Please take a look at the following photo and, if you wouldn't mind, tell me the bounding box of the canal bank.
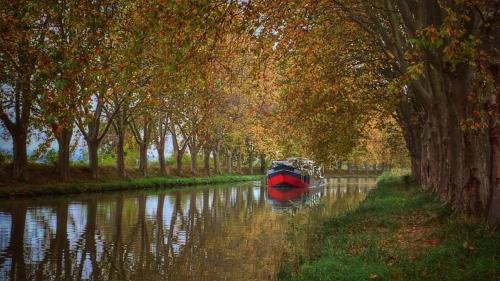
[278,172,500,281]
[0,174,263,198]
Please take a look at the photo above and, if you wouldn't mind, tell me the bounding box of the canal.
[0,177,376,281]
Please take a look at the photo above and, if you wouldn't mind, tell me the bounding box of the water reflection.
[0,177,376,281]
[266,186,324,211]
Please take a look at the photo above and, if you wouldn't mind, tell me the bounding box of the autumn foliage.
[1,0,499,222]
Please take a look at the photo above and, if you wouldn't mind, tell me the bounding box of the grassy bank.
[279,172,500,281]
[0,174,263,198]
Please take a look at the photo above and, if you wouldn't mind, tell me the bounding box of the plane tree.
[0,1,49,179]
[35,0,108,181]
[73,0,127,179]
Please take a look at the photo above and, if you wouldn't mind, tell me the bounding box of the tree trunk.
[158,141,166,176]
[11,129,28,180]
[485,6,500,224]
[116,129,126,178]
[190,150,198,175]
[236,149,242,174]
[130,120,151,177]
[172,148,178,163]
[397,69,497,221]
[113,111,128,178]
[138,143,148,176]
[56,127,72,181]
[226,148,232,174]
[176,151,183,175]
[483,18,500,223]
[171,129,179,162]
[189,143,198,175]
[156,114,168,176]
[213,147,221,175]
[249,149,254,175]
[77,94,114,180]
[204,148,211,176]
[87,140,99,179]
[171,131,183,175]
[489,114,500,224]
[259,153,266,174]
[1,75,32,181]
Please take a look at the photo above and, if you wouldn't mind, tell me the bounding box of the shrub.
[44,149,58,166]
[0,149,12,165]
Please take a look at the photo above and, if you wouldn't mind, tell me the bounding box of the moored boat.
[266,157,323,188]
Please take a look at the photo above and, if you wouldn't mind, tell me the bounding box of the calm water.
[0,177,376,281]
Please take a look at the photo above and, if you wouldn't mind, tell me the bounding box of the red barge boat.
[266,157,323,188]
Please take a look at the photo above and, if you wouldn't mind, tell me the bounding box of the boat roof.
[272,157,315,165]
[287,157,314,163]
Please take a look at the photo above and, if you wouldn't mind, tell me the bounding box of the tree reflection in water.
[0,178,376,281]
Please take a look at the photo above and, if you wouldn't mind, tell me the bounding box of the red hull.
[267,186,308,202]
[267,173,309,188]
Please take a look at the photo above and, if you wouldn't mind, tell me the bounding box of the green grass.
[279,171,500,281]
[0,174,264,198]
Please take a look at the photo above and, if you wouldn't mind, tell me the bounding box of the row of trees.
[5,0,493,223]
[254,0,499,222]
[0,0,279,181]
